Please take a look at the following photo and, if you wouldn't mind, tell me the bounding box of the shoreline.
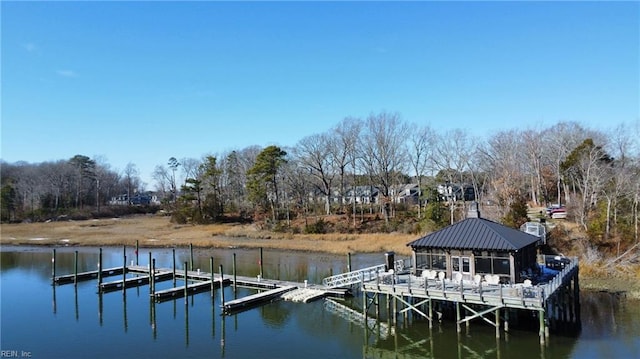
[2,215,638,298]
[0,215,414,256]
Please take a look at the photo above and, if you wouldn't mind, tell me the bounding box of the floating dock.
[54,266,124,285]
[99,270,174,292]
[51,247,350,314]
[223,285,297,313]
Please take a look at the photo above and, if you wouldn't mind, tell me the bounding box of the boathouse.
[408,203,539,284]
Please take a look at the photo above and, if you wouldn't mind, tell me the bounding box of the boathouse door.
[451,256,471,281]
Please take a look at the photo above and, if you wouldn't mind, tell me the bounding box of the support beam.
[460,304,504,327]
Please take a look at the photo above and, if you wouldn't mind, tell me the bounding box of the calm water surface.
[1,246,638,358]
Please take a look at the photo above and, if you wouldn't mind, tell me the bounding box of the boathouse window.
[493,258,510,275]
[430,254,446,270]
[417,252,446,270]
[474,251,510,275]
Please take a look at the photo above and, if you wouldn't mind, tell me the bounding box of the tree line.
[2,113,639,255]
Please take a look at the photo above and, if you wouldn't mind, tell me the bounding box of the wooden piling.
[232,253,237,293]
[184,262,188,304]
[97,248,103,288]
[151,258,156,294]
[51,249,56,285]
[210,257,215,298]
[219,265,225,305]
[135,240,139,265]
[172,248,176,286]
[428,299,433,328]
[495,308,500,338]
[259,248,264,278]
[539,309,546,345]
[122,246,126,292]
[504,309,509,333]
[361,273,366,320]
[347,252,352,272]
[74,250,78,286]
[190,243,194,271]
[456,301,461,333]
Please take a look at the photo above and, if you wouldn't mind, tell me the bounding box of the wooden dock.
[154,278,231,302]
[100,271,174,292]
[53,259,349,312]
[54,266,124,285]
[222,285,297,313]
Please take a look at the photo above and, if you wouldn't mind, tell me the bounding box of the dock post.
[151,258,156,294]
[210,257,214,298]
[347,252,352,272]
[428,299,433,328]
[98,248,103,290]
[184,262,188,304]
[74,250,78,287]
[122,245,127,292]
[135,240,139,265]
[148,252,152,274]
[456,301,461,333]
[495,308,500,338]
[538,309,546,345]
[51,249,56,285]
[259,247,264,278]
[361,273,366,320]
[232,253,237,293]
[172,248,176,286]
[190,243,194,271]
[219,265,225,306]
[504,309,509,333]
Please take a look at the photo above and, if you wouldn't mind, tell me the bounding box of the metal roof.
[407,218,539,251]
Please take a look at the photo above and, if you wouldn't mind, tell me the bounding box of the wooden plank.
[223,285,297,313]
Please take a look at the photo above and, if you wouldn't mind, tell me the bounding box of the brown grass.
[0,215,414,256]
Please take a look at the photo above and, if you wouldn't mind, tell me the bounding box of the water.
[1,246,639,358]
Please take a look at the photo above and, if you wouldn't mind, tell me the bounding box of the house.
[108,192,159,206]
[343,186,379,205]
[407,202,539,284]
[437,183,475,202]
[390,184,420,205]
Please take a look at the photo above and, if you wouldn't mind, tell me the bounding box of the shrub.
[304,218,327,234]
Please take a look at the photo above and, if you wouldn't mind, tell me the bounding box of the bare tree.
[433,129,475,223]
[541,121,591,206]
[293,133,335,215]
[521,128,545,206]
[361,111,409,224]
[476,130,528,219]
[561,138,613,229]
[123,162,140,205]
[152,165,171,202]
[333,117,363,227]
[408,123,436,218]
[180,157,202,185]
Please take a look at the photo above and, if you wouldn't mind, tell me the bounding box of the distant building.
[437,183,475,202]
[109,192,159,206]
[390,184,420,205]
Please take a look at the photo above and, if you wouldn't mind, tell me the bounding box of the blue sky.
[2,1,638,186]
